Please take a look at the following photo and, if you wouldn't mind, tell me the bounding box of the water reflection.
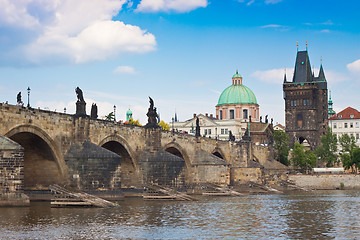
[1,191,360,239]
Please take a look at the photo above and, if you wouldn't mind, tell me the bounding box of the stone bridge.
[0,103,283,195]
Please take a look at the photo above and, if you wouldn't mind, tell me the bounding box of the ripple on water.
[1,191,360,239]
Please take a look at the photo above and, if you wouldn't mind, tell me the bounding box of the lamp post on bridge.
[27,87,31,108]
[113,105,116,122]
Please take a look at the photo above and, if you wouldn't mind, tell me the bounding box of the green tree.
[273,130,290,166]
[315,128,338,167]
[127,118,142,126]
[339,134,360,173]
[104,112,115,121]
[292,143,317,173]
[158,120,170,131]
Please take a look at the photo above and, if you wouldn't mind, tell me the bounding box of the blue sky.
[0,0,359,125]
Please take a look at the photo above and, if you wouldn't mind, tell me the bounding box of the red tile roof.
[329,107,360,120]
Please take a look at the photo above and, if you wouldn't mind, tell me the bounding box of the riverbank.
[288,174,360,190]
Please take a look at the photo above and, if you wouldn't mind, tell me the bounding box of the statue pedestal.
[76,101,87,117]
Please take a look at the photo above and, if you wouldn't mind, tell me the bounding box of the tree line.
[273,129,360,173]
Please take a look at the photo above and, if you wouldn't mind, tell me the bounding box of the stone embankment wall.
[289,174,360,189]
[0,135,29,206]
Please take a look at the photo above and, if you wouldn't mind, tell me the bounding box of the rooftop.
[329,107,360,120]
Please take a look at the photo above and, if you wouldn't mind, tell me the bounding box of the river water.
[1,190,360,239]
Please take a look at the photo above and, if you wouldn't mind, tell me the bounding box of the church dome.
[217,81,258,106]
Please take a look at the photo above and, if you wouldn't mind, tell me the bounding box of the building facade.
[329,107,360,146]
[283,50,328,150]
[171,71,260,140]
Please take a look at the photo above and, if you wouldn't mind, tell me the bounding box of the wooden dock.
[202,183,243,196]
[49,184,117,208]
[144,184,198,201]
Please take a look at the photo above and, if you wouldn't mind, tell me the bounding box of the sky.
[0,0,359,125]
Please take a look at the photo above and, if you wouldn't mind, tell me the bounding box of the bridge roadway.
[0,103,270,192]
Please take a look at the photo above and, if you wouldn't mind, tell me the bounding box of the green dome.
[217,84,258,106]
[232,73,242,78]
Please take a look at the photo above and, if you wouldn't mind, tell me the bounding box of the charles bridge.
[0,99,286,205]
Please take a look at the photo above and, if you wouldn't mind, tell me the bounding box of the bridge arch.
[6,125,66,189]
[98,135,139,188]
[212,148,225,160]
[163,142,192,167]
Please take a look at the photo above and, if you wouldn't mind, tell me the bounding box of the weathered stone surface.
[0,103,287,193]
[65,141,121,191]
[288,174,360,190]
[0,135,29,206]
[138,149,185,188]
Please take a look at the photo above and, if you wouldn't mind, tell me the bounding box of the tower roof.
[293,50,313,83]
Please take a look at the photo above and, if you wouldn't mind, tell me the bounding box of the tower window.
[350,122,353,128]
[345,123,348,128]
[243,109,248,119]
[296,113,303,128]
[230,110,234,119]
[220,110,223,120]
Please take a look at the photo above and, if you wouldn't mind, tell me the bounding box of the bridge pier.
[0,135,29,206]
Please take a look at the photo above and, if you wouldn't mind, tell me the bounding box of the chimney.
[205,113,208,117]
[210,114,213,118]
[193,113,196,118]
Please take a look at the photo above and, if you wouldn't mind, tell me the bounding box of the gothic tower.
[283,49,328,150]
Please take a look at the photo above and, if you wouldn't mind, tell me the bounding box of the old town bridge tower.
[283,49,328,150]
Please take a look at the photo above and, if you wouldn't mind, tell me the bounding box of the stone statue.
[271,118,273,125]
[149,97,154,111]
[195,117,200,137]
[265,115,268,123]
[145,96,159,128]
[75,87,85,102]
[229,130,235,141]
[260,116,262,123]
[249,115,252,122]
[75,87,86,116]
[17,92,22,104]
[90,103,98,119]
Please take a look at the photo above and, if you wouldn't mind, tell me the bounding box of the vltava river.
[1,190,360,239]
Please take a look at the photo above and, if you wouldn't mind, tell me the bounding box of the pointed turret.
[328,90,336,118]
[318,64,326,81]
[292,50,313,83]
[283,72,287,83]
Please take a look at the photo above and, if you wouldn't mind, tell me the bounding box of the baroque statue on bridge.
[145,97,159,128]
[75,87,85,103]
[17,92,22,104]
[90,103,98,119]
[75,87,87,116]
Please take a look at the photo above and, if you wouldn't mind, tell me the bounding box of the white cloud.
[251,67,348,84]
[260,24,282,28]
[251,68,293,84]
[347,59,360,74]
[265,0,282,4]
[320,29,330,33]
[114,65,137,74]
[321,20,334,25]
[136,0,208,12]
[0,0,156,64]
